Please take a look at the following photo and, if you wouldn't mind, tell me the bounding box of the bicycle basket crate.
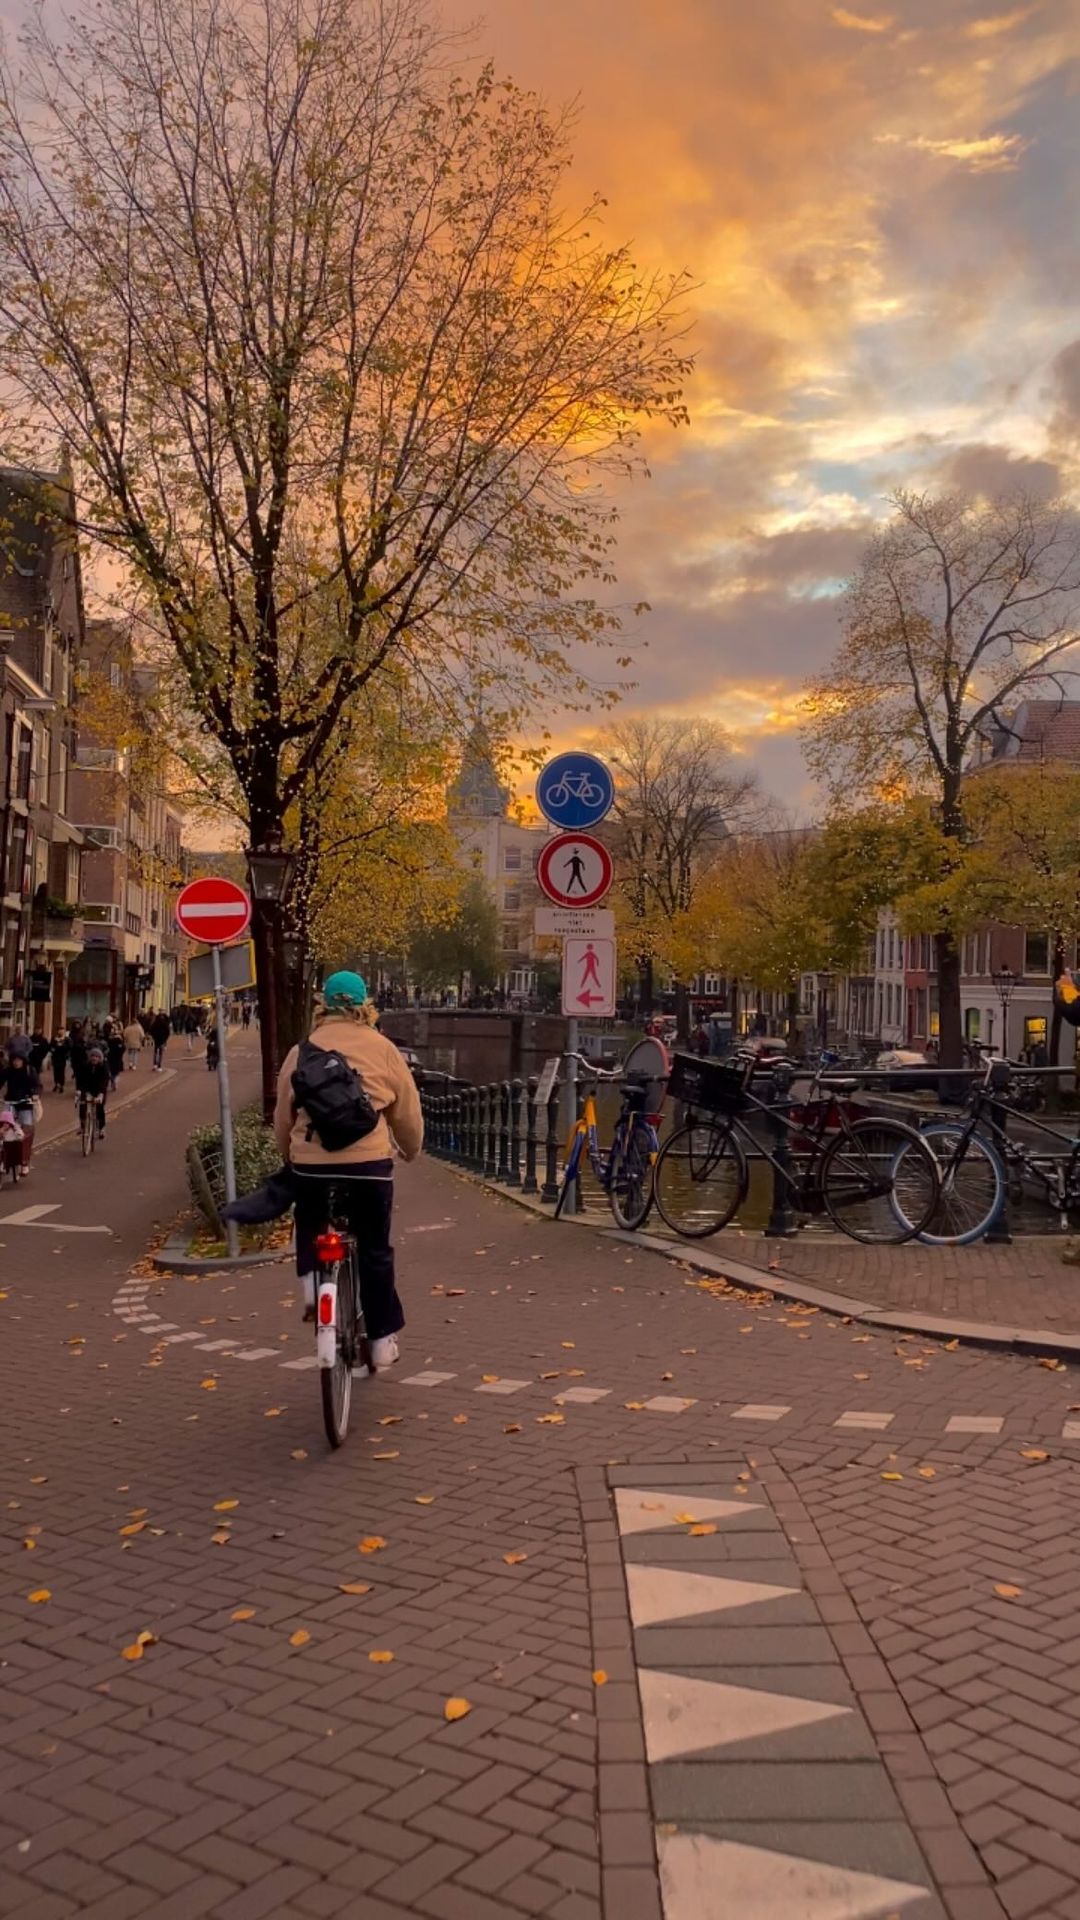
[667,1052,748,1113]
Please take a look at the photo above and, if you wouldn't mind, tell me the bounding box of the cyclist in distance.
[273,971,423,1366]
[74,1042,110,1143]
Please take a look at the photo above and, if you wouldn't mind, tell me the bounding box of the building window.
[1024,1016,1048,1053]
[501,923,519,952]
[703,973,722,996]
[503,886,521,912]
[504,848,522,872]
[965,1007,981,1040]
[1024,931,1050,975]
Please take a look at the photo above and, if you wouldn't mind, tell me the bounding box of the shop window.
[1024,1016,1048,1052]
[965,1007,981,1039]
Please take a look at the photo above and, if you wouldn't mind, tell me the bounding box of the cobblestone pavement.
[3,1091,1080,1920]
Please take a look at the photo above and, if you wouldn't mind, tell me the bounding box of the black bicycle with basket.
[652,1049,941,1245]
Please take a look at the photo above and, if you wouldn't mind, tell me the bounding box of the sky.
[444,0,1080,809]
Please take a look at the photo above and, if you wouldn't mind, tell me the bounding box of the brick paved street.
[4,1073,1080,1919]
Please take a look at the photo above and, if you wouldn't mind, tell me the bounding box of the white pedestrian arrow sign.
[561,936,616,1017]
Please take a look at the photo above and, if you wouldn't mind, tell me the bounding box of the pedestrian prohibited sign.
[536,751,614,831]
[561,937,616,1017]
[536,832,613,910]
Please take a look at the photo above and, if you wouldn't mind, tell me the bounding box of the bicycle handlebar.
[562,1052,623,1080]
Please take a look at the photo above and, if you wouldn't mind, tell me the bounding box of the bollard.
[472,1086,485,1168]
[507,1079,524,1187]
[433,1092,445,1158]
[470,1086,482,1167]
[486,1084,499,1178]
[985,1093,1012,1244]
[449,1087,462,1161]
[542,1081,561,1202]
[523,1076,539,1193]
[497,1081,511,1181]
[764,1065,797,1237]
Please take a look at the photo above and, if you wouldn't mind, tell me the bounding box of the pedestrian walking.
[50,1028,70,1093]
[273,971,422,1361]
[123,1019,144,1071]
[29,1028,50,1076]
[184,1009,201,1052]
[106,1026,125,1090]
[205,1029,219,1072]
[150,1009,171,1071]
[241,1002,252,1030]
[0,1036,42,1177]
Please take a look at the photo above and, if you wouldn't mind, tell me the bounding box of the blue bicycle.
[554,1051,664,1230]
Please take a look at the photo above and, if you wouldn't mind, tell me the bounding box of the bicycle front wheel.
[899,1122,1005,1246]
[81,1104,94,1157]
[608,1122,655,1232]
[320,1253,359,1449]
[654,1120,747,1238]
[820,1118,939,1244]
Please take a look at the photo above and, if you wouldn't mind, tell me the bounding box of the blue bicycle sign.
[536,752,614,830]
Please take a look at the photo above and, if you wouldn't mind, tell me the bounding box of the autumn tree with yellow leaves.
[803,491,1080,1065]
[0,0,691,1098]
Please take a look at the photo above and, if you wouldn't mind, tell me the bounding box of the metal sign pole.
[212,942,240,1258]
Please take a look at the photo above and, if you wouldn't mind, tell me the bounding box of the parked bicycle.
[652,1051,941,1245]
[897,1057,1078,1244]
[555,1052,663,1231]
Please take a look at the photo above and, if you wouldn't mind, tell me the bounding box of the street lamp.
[992,964,1015,1055]
[245,844,297,905]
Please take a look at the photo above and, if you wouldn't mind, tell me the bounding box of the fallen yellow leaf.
[264,1408,283,1419]
[539,1371,560,1381]
[995,1583,1022,1599]
[358,1536,387,1554]
[504,1423,522,1434]
[561,1342,575,1349]
[481,1374,499,1384]
[537,1412,564,1425]
[378,1415,402,1426]
[944,1338,959,1351]
[338,1582,371,1595]
[415,1495,435,1506]
[231,1608,256,1622]
[1021,1449,1050,1462]
[119,1521,145,1537]
[688,1524,717,1537]
[624,1401,645,1411]
[1039,1357,1066,1371]
[503,1552,528,1565]
[29,1476,47,1485]
[881,1472,904,1482]
[916,1466,936,1479]
[592,1670,608,1686]
[452,1414,468,1425]
[368,1649,394,1663]
[213,1500,239,1512]
[128,1508,147,1519]
[200,1379,217,1391]
[211,1530,230,1546]
[372,1450,400,1461]
[444,1697,472,1722]
[289,1629,310,1648]
[27,1589,50,1604]
[291,1449,308,1461]
[661,1372,673,1381]
[674,1512,698,1525]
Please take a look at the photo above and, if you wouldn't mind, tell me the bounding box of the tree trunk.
[251,899,286,1122]
[674,979,690,1045]
[936,929,963,1070]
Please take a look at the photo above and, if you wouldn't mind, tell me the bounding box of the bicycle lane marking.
[0,1203,112,1234]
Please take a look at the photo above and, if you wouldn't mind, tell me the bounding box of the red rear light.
[314,1230,346,1264]
[318,1289,335,1326]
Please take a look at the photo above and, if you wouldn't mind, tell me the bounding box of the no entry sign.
[175,876,252,945]
[536,832,613,910]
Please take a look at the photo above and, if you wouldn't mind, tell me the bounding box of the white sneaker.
[370,1335,399,1370]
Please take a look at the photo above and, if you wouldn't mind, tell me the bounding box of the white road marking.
[945,1415,1003,1434]
[615,1490,761,1536]
[555,1387,611,1406]
[834,1410,894,1430]
[642,1395,697,1414]
[657,1832,933,1920]
[474,1378,531,1395]
[641,1671,850,1765]
[627,1565,797,1629]
[0,1203,111,1233]
[402,1371,457,1387]
[732,1404,791,1421]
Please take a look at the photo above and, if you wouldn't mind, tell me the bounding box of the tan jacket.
[274,1016,424,1167]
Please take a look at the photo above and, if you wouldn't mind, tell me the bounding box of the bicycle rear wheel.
[653,1120,747,1238]
[898,1122,1005,1246]
[321,1249,359,1449]
[608,1121,655,1232]
[820,1118,939,1244]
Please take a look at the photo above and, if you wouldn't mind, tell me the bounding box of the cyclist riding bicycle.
[74,1042,110,1141]
[273,971,423,1367]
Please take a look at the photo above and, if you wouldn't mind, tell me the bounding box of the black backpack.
[292,1039,380,1152]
